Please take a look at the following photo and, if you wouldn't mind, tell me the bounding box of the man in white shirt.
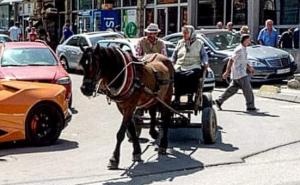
[8,22,21,41]
[215,34,257,112]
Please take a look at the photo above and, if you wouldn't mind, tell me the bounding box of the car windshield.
[89,34,124,46]
[1,48,57,66]
[203,32,241,50]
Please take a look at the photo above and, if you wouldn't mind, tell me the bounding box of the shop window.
[260,0,276,25]
[113,0,122,7]
[147,0,154,4]
[157,0,177,4]
[280,0,299,25]
[168,7,178,34]
[72,0,77,10]
[123,0,137,6]
[232,0,247,25]
[197,0,224,26]
[55,0,65,12]
[180,7,188,27]
[79,0,93,10]
[145,9,154,27]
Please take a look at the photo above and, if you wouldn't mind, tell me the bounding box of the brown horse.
[79,44,174,169]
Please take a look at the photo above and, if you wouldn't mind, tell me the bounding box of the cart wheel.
[202,93,213,108]
[202,107,217,144]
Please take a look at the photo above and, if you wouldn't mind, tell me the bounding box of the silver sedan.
[56,31,124,71]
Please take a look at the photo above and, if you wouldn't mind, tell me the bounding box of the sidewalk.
[256,85,300,103]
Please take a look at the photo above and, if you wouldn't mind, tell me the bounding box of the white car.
[0,34,11,42]
[56,31,124,71]
[97,38,215,92]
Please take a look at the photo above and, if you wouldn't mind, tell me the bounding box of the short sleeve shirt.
[257,27,278,47]
[8,26,21,41]
[231,44,248,80]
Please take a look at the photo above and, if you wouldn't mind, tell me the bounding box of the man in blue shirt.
[257,19,278,47]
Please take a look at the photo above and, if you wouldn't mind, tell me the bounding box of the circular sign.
[125,22,137,38]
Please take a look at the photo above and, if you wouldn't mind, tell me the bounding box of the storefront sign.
[100,10,120,31]
[123,9,137,38]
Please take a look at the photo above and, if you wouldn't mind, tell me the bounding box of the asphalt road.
[1,74,300,185]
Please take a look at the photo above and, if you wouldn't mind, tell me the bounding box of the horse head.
[79,44,103,97]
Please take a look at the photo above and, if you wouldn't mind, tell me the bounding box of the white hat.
[144,23,161,33]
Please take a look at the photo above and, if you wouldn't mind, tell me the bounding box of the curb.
[256,85,300,103]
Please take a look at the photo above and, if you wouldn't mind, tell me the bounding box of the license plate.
[277,68,290,74]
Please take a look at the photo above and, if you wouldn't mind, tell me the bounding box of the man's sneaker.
[246,107,259,112]
[214,100,222,110]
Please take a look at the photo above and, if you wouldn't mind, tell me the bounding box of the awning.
[0,0,23,4]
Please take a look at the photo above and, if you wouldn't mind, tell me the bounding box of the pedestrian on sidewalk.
[215,34,258,112]
[59,20,73,44]
[279,28,294,49]
[257,19,278,47]
[8,22,22,42]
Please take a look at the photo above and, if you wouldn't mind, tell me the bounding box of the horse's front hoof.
[149,129,159,140]
[132,153,142,162]
[158,147,167,155]
[107,159,119,170]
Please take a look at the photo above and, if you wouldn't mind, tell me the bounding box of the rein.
[94,48,143,98]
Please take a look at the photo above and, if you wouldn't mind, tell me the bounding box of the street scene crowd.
[1,3,300,183]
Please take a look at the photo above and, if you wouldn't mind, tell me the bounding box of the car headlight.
[289,54,295,62]
[248,59,267,67]
[57,77,71,85]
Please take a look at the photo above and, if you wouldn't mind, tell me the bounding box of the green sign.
[125,22,137,38]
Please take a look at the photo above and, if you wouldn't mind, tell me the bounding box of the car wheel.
[61,57,70,71]
[26,103,64,146]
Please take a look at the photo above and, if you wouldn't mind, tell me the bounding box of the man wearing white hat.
[136,23,167,57]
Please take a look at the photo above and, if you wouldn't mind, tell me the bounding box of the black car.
[163,30,297,83]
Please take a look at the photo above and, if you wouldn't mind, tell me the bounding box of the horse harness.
[97,49,173,106]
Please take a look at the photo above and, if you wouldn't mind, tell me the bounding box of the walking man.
[8,22,22,42]
[257,19,278,47]
[215,34,257,112]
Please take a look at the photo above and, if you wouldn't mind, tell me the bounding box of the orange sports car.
[0,80,71,146]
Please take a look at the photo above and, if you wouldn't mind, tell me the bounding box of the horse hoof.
[149,130,159,140]
[132,153,142,162]
[158,147,167,155]
[107,159,119,170]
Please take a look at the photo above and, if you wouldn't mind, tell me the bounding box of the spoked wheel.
[26,103,64,146]
[202,107,217,144]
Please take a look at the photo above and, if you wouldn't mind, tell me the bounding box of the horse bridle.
[82,49,104,97]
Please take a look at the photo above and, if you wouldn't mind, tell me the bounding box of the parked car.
[0,41,72,106]
[163,30,297,83]
[56,31,125,71]
[0,80,71,145]
[0,34,11,42]
[97,38,215,91]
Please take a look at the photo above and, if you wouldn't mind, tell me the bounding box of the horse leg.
[149,106,159,140]
[107,122,127,170]
[127,118,142,162]
[158,107,171,155]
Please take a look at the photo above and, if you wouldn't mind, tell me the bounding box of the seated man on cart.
[172,25,209,105]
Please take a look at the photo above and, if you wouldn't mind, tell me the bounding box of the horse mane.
[96,46,125,90]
